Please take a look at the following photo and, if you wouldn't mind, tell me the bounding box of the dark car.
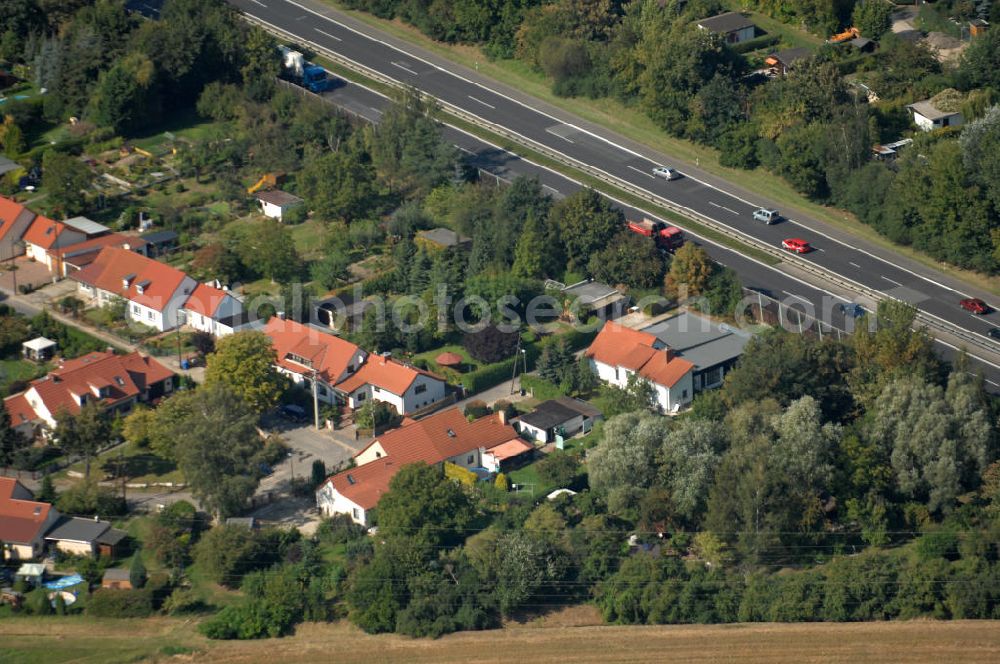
[988,328,1000,341]
[837,303,866,318]
[280,403,307,421]
[960,298,989,315]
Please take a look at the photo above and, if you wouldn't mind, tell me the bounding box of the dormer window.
[122,273,136,288]
[347,474,356,485]
[136,280,151,294]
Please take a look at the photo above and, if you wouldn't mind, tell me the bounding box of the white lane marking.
[627,165,656,179]
[988,379,1000,388]
[708,201,722,208]
[253,5,1000,372]
[315,28,342,41]
[933,337,1000,372]
[391,61,419,76]
[277,0,974,302]
[782,291,811,303]
[546,128,574,144]
[542,185,560,194]
[467,95,495,109]
[814,247,825,253]
[848,261,861,268]
[457,146,473,155]
[721,206,739,215]
[881,275,903,287]
[249,0,267,6]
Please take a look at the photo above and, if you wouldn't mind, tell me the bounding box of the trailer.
[279,46,333,93]
[627,218,684,252]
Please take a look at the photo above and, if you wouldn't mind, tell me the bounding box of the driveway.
[0,257,56,293]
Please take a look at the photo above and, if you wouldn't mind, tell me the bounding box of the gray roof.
[772,47,812,67]
[416,228,471,248]
[697,12,754,34]
[102,568,130,582]
[62,216,110,236]
[518,397,602,430]
[225,517,258,529]
[44,516,111,543]
[256,189,303,207]
[641,312,752,372]
[140,230,178,245]
[562,280,627,308]
[0,155,19,177]
[22,337,57,352]
[907,100,960,121]
[97,528,127,546]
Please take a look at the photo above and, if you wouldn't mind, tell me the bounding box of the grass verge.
[316,1,1000,294]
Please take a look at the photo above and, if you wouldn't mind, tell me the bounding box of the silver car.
[753,208,780,224]
[652,166,681,180]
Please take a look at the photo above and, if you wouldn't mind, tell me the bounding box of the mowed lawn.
[2,616,1000,663]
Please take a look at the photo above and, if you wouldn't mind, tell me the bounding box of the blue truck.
[280,46,333,93]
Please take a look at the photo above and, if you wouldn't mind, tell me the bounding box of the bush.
[87,588,154,618]
[460,357,517,393]
[162,588,207,615]
[316,514,367,545]
[463,399,490,419]
[57,481,127,517]
[536,451,584,490]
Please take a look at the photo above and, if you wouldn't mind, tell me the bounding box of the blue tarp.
[43,574,83,590]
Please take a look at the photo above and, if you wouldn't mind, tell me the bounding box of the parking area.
[259,414,363,488]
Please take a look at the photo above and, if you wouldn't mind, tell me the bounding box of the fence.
[738,287,857,343]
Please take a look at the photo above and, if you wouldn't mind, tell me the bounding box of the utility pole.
[312,368,320,430]
[509,335,522,395]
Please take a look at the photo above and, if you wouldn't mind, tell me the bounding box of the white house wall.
[516,421,548,443]
[355,441,387,466]
[316,482,368,525]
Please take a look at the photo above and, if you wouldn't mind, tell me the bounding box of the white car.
[652,166,681,180]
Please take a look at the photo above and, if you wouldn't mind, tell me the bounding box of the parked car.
[652,166,681,180]
[280,403,307,420]
[753,208,780,224]
[960,298,990,315]
[781,238,812,254]
[987,328,1000,340]
[837,302,866,318]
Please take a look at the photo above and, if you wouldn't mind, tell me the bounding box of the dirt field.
[3,613,1000,664]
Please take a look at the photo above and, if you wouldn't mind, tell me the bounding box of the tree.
[853,0,893,39]
[237,220,302,283]
[191,243,243,284]
[205,331,288,414]
[866,373,992,513]
[551,189,624,273]
[958,22,1000,91]
[959,105,1000,211]
[588,411,670,510]
[298,145,377,222]
[53,402,111,477]
[310,250,351,290]
[601,372,656,417]
[511,211,550,279]
[121,406,157,449]
[149,385,264,519]
[42,150,91,216]
[190,330,216,356]
[0,403,27,470]
[655,419,725,524]
[194,524,267,589]
[462,324,520,364]
[377,463,473,549]
[536,451,584,490]
[129,551,148,589]
[664,242,713,300]
[88,53,159,134]
[36,473,57,503]
[588,232,665,289]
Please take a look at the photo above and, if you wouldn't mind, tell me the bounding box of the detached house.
[335,354,447,415]
[263,317,368,405]
[71,246,197,332]
[585,321,695,413]
[696,12,756,44]
[23,217,87,270]
[6,350,174,430]
[49,233,148,278]
[907,99,964,132]
[181,283,244,336]
[0,478,60,561]
[317,408,526,525]
[0,196,36,260]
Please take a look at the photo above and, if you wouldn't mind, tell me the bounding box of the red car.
[960,298,989,315]
[781,238,811,254]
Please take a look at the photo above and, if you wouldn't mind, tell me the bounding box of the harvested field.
[2,615,1000,664]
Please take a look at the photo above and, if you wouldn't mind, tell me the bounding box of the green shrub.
[87,588,154,618]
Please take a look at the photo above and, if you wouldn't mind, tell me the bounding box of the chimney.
[497,409,507,425]
[663,348,675,362]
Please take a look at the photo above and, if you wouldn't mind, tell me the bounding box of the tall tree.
[42,150,91,217]
[52,402,111,477]
[205,331,288,415]
[551,189,624,273]
[664,242,713,300]
[0,405,27,471]
[377,463,473,549]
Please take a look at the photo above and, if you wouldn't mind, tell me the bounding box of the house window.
[352,508,360,520]
[319,385,327,396]
[356,393,366,402]
[147,310,154,320]
[132,305,140,315]
[682,389,688,399]
[414,384,427,394]
[466,455,474,465]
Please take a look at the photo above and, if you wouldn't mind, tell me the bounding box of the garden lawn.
[0,357,48,392]
[413,344,481,375]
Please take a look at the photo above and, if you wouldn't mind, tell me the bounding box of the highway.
[228,0,1000,388]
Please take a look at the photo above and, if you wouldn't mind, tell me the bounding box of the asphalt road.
[227,0,1000,388]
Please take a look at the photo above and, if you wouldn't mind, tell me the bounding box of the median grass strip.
[315,1,1000,295]
[314,56,780,266]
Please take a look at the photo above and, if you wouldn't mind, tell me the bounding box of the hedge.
[731,33,782,55]
[460,356,517,393]
[520,375,565,401]
[87,588,154,618]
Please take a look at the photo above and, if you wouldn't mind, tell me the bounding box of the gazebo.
[435,351,464,370]
[22,337,57,363]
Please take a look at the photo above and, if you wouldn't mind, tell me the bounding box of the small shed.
[415,228,472,251]
[16,563,45,587]
[970,19,989,38]
[101,568,133,590]
[255,189,304,222]
[225,517,259,530]
[22,337,57,362]
[560,280,629,321]
[696,12,756,44]
[514,397,603,445]
[140,230,179,258]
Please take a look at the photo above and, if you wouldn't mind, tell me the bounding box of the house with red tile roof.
[317,408,523,525]
[181,282,244,336]
[23,217,89,270]
[0,195,36,260]
[584,320,695,413]
[0,477,60,561]
[335,354,447,415]
[8,350,174,430]
[263,317,368,405]
[3,392,41,439]
[49,233,149,278]
[71,246,197,332]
